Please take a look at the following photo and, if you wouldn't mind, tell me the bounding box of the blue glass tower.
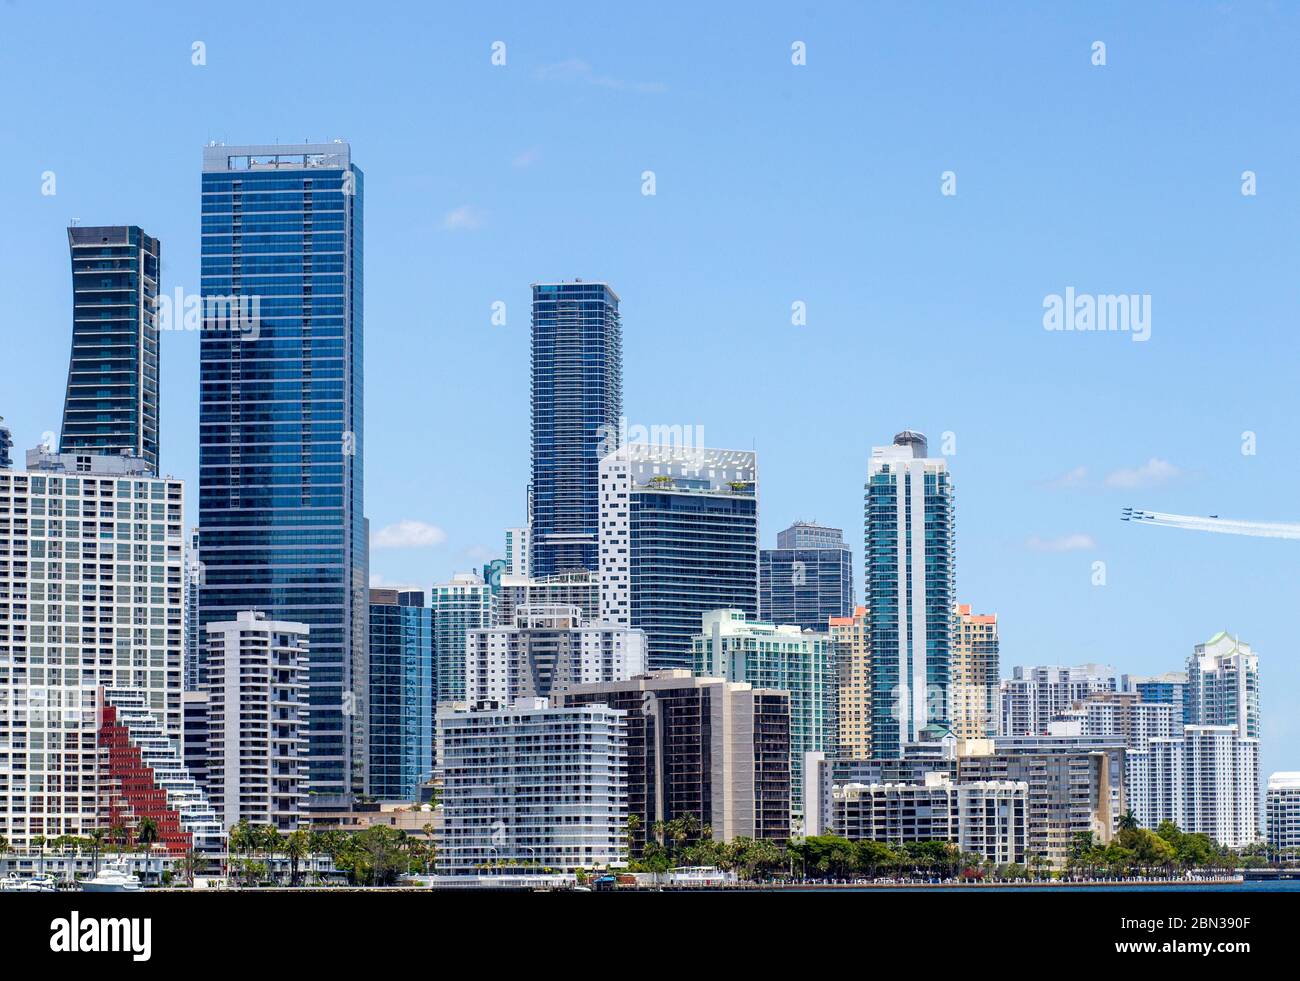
[530,282,622,576]
[198,142,366,809]
[368,589,433,800]
[62,225,161,472]
[864,431,954,758]
[759,522,854,631]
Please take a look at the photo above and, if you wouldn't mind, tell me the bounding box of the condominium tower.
[368,588,434,801]
[61,225,161,472]
[759,521,854,631]
[198,142,366,809]
[600,444,759,670]
[951,604,999,739]
[864,431,954,756]
[530,281,622,576]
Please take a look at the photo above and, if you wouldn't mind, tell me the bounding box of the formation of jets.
[1121,508,1300,540]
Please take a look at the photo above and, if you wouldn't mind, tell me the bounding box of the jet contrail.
[1122,508,1300,540]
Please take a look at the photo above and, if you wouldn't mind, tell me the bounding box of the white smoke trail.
[1122,508,1300,540]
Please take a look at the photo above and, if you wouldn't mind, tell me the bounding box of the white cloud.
[372,520,448,549]
[513,147,541,169]
[442,205,484,231]
[1026,533,1097,553]
[534,58,666,94]
[1042,465,1089,490]
[1104,458,1181,489]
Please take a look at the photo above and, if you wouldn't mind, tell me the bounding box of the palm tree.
[136,818,160,886]
[0,835,8,859]
[88,828,106,876]
[1118,808,1140,832]
[285,829,310,887]
[32,835,46,876]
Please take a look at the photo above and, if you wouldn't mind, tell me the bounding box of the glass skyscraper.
[198,142,366,809]
[368,588,434,801]
[530,281,622,576]
[61,225,161,472]
[759,521,854,631]
[864,431,954,758]
[431,572,495,705]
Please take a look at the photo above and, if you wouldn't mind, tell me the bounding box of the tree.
[286,829,310,887]
[136,818,160,885]
[1118,809,1140,832]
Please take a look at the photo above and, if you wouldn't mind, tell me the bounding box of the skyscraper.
[431,572,495,705]
[504,526,530,577]
[694,609,837,825]
[1000,664,1121,737]
[61,225,161,472]
[530,281,622,576]
[368,588,434,801]
[864,431,954,757]
[831,605,872,758]
[600,444,759,670]
[951,604,999,739]
[0,417,13,468]
[1186,632,1260,738]
[759,521,854,631]
[198,142,366,810]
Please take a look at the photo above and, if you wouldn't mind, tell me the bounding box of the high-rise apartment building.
[436,700,628,874]
[497,569,599,625]
[431,572,495,705]
[61,225,161,472]
[759,521,854,631]
[831,605,871,758]
[203,611,310,831]
[951,604,998,740]
[183,526,201,691]
[1186,632,1260,738]
[1000,664,1121,737]
[1124,672,1189,724]
[0,417,13,469]
[1132,725,1259,849]
[368,588,434,801]
[558,671,792,849]
[959,736,1126,867]
[1266,772,1300,858]
[0,449,185,848]
[864,431,954,756]
[530,281,622,576]
[198,142,366,809]
[504,526,530,577]
[466,604,645,706]
[599,445,758,670]
[693,609,837,822]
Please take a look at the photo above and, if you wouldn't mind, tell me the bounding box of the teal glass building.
[368,589,433,801]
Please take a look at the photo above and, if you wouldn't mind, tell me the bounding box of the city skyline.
[2,2,1298,792]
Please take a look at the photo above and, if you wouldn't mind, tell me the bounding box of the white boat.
[81,861,142,893]
[0,872,59,892]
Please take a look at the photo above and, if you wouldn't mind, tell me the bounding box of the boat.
[81,861,142,893]
[0,872,59,892]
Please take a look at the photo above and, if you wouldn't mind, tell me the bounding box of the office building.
[1131,725,1259,848]
[831,605,872,758]
[1000,664,1121,737]
[600,444,758,670]
[951,604,999,740]
[558,671,791,848]
[804,748,965,835]
[530,281,622,576]
[436,700,627,874]
[203,611,309,831]
[759,521,853,631]
[864,431,954,757]
[693,609,836,820]
[1186,632,1260,738]
[61,225,161,472]
[368,588,434,801]
[467,604,645,706]
[199,142,366,810]
[0,449,184,848]
[1266,772,1300,858]
[431,573,495,705]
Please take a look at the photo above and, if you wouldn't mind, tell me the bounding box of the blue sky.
[2,2,1298,772]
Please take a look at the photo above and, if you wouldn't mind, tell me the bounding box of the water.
[788,879,1300,892]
